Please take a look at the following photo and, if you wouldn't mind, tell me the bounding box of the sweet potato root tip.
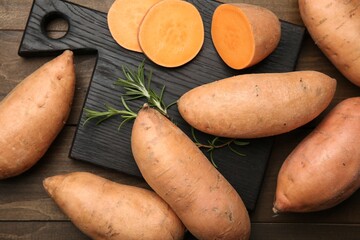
[274,97,360,212]
[211,3,281,70]
[107,0,162,52]
[138,0,204,67]
[0,51,75,179]
[43,175,65,197]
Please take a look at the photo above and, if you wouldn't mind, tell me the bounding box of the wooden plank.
[0,222,89,240]
[0,222,359,240]
[0,0,33,30]
[250,223,360,240]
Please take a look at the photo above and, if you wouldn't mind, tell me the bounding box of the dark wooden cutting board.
[18,0,304,215]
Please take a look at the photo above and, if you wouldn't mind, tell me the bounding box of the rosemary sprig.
[83,96,137,130]
[83,62,175,129]
[191,127,249,168]
[115,62,173,117]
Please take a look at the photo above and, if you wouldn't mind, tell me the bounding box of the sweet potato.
[43,172,185,240]
[131,105,250,240]
[0,50,75,179]
[211,3,281,70]
[299,0,360,87]
[273,97,360,213]
[107,0,163,52]
[138,0,204,67]
[178,71,336,138]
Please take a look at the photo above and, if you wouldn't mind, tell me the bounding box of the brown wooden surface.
[0,0,359,239]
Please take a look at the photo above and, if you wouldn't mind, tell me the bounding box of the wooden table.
[1,0,359,239]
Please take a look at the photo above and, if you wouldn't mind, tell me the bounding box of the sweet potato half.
[211,3,281,70]
[299,0,360,87]
[0,50,75,179]
[44,172,185,240]
[131,106,250,240]
[178,71,336,138]
[273,97,360,213]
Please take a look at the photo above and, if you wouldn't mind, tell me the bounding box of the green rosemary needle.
[83,96,137,130]
[115,62,172,117]
[191,127,249,168]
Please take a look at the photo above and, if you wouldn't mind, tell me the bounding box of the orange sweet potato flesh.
[178,71,336,138]
[131,106,250,240]
[211,3,281,70]
[138,0,204,67]
[273,97,360,213]
[0,51,75,179]
[299,0,360,87]
[107,0,163,52]
[43,172,185,240]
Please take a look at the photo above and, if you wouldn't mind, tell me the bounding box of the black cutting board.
[19,0,304,214]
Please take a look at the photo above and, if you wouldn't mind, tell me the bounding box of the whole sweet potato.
[299,0,360,87]
[43,172,185,240]
[0,50,75,179]
[178,71,336,138]
[273,97,360,213]
[131,106,250,240]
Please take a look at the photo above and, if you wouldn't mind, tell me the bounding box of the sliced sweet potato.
[107,0,163,52]
[138,0,204,67]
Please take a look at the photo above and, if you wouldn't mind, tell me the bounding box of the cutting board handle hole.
[41,12,69,40]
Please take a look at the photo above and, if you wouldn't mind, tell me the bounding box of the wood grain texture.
[0,222,359,240]
[1,0,360,239]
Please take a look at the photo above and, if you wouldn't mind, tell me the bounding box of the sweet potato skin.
[299,0,360,87]
[273,97,360,213]
[178,71,336,138]
[131,106,250,240]
[0,50,75,179]
[43,172,185,240]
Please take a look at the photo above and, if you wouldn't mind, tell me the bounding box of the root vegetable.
[138,0,204,67]
[273,97,360,213]
[43,172,185,240]
[299,0,360,87]
[107,0,163,52]
[0,50,75,179]
[131,105,250,240]
[211,3,281,70]
[178,71,336,138]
